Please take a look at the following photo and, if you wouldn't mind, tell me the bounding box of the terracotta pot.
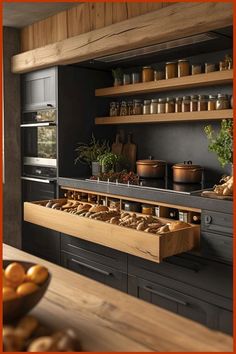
[172,161,203,183]
[136,157,166,179]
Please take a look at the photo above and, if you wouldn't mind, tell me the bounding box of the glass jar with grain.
[157,98,166,114]
[165,61,178,79]
[142,66,154,82]
[190,95,198,112]
[182,96,191,112]
[150,99,158,114]
[123,73,131,85]
[143,100,151,115]
[208,95,217,111]
[120,101,128,116]
[175,97,182,112]
[127,101,134,115]
[133,99,143,115]
[154,70,165,81]
[205,63,216,73]
[216,94,230,110]
[131,72,140,84]
[191,63,202,75]
[165,97,175,113]
[198,95,208,111]
[110,102,117,117]
[178,59,190,77]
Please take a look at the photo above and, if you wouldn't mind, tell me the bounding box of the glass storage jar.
[178,59,190,77]
[216,94,230,110]
[123,73,131,85]
[116,102,120,116]
[182,96,191,112]
[120,101,128,116]
[157,98,166,114]
[165,97,175,113]
[205,63,216,73]
[154,70,165,81]
[191,63,202,75]
[150,99,158,114]
[127,101,134,115]
[143,100,151,115]
[198,95,208,111]
[131,72,140,84]
[142,66,154,82]
[165,61,178,79]
[133,99,143,115]
[208,95,217,110]
[175,97,182,112]
[190,95,198,112]
[110,102,117,117]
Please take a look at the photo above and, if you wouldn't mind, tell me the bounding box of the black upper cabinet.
[22,67,57,111]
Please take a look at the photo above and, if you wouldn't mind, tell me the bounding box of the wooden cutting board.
[111,133,123,155]
[122,134,137,172]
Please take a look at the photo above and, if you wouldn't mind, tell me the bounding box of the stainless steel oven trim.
[24,157,57,167]
[21,122,56,127]
[21,176,56,184]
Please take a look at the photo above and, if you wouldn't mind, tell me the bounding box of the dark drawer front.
[61,251,127,292]
[128,275,232,335]
[201,210,233,236]
[128,254,232,300]
[201,231,232,263]
[61,234,127,272]
[22,223,60,264]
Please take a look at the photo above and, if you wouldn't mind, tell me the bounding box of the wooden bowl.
[3,260,51,324]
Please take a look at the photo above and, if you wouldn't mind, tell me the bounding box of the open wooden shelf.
[95,109,233,125]
[95,70,233,97]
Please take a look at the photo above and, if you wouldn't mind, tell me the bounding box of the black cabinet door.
[61,251,127,292]
[22,67,57,111]
[22,179,56,202]
[201,210,233,236]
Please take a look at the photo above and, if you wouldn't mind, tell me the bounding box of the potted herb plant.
[98,152,128,173]
[75,135,110,176]
[204,119,233,171]
[112,68,123,87]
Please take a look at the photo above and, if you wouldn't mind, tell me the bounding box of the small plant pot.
[91,161,101,176]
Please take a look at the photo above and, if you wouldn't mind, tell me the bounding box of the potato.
[5,262,25,287]
[27,265,49,285]
[16,282,39,296]
[3,287,18,302]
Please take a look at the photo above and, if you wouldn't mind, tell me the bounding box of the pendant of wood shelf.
[95,70,233,97]
[95,109,233,125]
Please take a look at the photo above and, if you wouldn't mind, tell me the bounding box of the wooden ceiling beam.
[12,2,232,74]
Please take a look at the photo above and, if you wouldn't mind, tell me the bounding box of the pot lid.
[173,161,203,169]
[137,159,166,165]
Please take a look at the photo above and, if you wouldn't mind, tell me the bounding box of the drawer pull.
[71,258,111,276]
[144,286,188,306]
[204,215,212,224]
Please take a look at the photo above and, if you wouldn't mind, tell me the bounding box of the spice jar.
[142,66,154,82]
[178,59,190,77]
[120,101,128,116]
[182,96,191,112]
[191,63,202,75]
[142,204,154,215]
[190,95,198,112]
[133,99,142,115]
[127,101,134,115]
[165,97,175,113]
[198,95,208,111]
[143,100,151,115]
[205,63,216,73]
[154,206,160,217]
[216,94,229,110]
[179,210,189,223]
[154,70,165,81]
[116,102,120,116]
[165,61,178,79]
[131,72,140,84]
[208,95,217,111]
[123,73,131,85]
[110,102,117,117]
[157,98,166,114]
[175,97,182,112]
[150,99,158,114]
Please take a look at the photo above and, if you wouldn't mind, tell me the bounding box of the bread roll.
[89,205,109,213]
[77,203,91,211]
[169,221,191,232]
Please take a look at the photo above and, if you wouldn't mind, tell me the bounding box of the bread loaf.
[169,221,191,232]
[89,205,109,213]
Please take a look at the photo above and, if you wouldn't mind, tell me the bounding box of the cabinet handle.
[143,286,188,306]
[204,215,212,224]
[21,122,55,127]
[21,176,55,184]
[71,258,111,276]
[47,104,53,107]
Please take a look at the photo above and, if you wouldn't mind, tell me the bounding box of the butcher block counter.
[3,244,233,352]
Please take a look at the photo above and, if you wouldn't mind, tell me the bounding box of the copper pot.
[136,157,166,179]
[172,161,203,183]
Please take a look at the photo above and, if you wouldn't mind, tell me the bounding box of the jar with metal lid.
[116,102,120,116]
[178,59,190,77]
[120,101,128,116]
[216,94,229,110]
[143,100,151,115]
[142,66,154,82]
[205,63,216,73]
[157,98,166,114]
[198,95,208,111]
[182,96,191,112]
[150,99,158,114]
[191,63,202,75]
[175,97,182,113]
[179,210,189,223]
[165,61,178,79]
[131,72,140,84]
[190,95,198,112]
[109,102,117,117]
[208,95,217,111]
[142,204,154,215]
[123,73,131,85]
[133,99,142,115]
[154,70,165,81]
[165,97,175,113]
[127,101,134,115]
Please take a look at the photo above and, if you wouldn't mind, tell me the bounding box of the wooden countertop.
[3,244,233,352]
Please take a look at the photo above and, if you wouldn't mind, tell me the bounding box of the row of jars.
[109,94,231,116]
[118,55,232,85]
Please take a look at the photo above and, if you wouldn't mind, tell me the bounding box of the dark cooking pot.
[136,157,166,179]
[172,161,203,183]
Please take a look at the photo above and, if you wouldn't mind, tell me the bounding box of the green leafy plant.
[204,119,233,167]
[74,135,110,166]
[98,152,128,173]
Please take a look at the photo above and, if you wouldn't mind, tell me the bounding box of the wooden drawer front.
[128,254,232,301]
[24,200,200,263]
[201,210,233,236]
[128,275,232,334]
[201,231,232,264]
[61,251,127,292]
[61,234,127,272]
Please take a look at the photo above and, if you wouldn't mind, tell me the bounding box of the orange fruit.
[16,282,39,296]
[5,262,25,287]
[27,265,48,285]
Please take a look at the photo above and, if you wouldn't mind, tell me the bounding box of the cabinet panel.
[22,179,56,202]
[61,251,127,292]
[201,231,232,264]
[201,210,233,236]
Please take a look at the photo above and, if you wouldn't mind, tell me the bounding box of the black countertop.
[58,177,233,214]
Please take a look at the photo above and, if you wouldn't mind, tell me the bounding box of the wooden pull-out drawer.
[24,199,200,263]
